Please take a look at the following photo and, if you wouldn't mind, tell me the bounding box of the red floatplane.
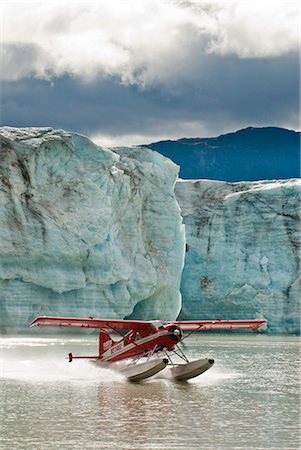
[30,316,266,382]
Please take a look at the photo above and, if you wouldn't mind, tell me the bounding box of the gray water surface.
[1,334,300,450]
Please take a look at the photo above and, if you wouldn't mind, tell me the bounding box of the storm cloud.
[1,1,299,144]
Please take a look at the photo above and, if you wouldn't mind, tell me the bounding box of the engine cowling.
[167,325,182,342]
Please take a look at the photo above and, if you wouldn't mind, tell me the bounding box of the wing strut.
[178,324,204,344]
[106,325,149,355]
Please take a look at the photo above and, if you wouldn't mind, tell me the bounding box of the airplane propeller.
[167,325,182,342]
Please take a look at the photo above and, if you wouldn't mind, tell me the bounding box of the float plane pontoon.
[30,317,266,382]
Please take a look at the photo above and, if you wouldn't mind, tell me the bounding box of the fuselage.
[101,324,182,362]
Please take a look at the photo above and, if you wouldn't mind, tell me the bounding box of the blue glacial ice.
[175,179,300,333]
[0,127,185,332]
[0,127,299,334]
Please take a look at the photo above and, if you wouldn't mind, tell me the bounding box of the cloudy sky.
[1,1,300,146]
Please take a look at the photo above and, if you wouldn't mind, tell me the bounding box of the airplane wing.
[30,316,267,333]
[169,319,267,331]
[30,316,156,333]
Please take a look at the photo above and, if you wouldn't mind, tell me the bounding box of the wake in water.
[151,362,241,385]
[0,336,123,383]
[0,336,241,385]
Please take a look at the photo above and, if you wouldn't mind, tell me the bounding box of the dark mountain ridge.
[145,127,300,181]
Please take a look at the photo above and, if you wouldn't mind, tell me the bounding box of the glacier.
[175,179,301,333]
[0,127,185,333]
[0,127,300,335]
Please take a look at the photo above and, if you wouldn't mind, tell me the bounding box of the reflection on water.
[0,334,300,449]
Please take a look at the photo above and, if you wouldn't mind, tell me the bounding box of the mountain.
[145,127,300,181]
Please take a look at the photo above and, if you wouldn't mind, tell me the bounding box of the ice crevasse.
[0,127,185,332]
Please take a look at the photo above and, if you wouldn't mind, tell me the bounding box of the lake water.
[0,334,300,450]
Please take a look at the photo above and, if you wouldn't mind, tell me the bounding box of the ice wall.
[0,127,185,333]
[175,179,300,333]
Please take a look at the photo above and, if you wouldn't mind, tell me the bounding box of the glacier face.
[0,127,185,332]
[1,127,299,335]
[175,179,301,333]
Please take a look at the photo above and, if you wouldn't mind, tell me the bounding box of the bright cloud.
[1,1,299,84]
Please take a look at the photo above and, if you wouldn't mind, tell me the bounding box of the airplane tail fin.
[99,329,116,356]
